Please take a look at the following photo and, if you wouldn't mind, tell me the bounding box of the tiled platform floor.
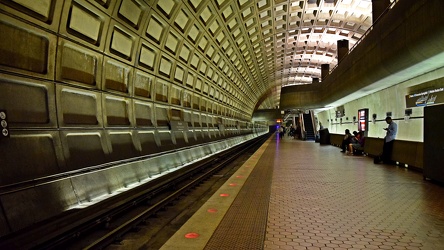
[163,134,444,249]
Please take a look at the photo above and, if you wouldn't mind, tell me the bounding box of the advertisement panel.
[358,108,369,133]
[405,87,444,108]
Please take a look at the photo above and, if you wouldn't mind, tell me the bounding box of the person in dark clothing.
[278,126,284,139]
[340,129,352,153]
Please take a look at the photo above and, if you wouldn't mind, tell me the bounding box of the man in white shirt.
[379,116,397,163]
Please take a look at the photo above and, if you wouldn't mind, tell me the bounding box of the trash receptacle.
[319,128,330,145]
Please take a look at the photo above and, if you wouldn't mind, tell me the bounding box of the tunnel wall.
[316,69,444,143]
[0,0,268,236]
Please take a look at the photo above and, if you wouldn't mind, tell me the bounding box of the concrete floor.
[162,134,444,249]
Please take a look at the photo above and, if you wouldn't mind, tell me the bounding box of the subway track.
[19,134,270,250]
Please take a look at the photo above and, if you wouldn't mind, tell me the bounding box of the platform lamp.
[372,114,377,124]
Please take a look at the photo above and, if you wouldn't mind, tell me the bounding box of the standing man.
[377,117,397,163]
[278,126,284,139]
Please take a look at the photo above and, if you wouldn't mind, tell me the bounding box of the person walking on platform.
[278,126,284,139]
[375,117,397,164]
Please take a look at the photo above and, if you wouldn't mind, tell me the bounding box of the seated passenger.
[348,131,365,155]
[341,129,352,153]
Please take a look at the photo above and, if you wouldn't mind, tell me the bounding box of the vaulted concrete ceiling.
[181,0,382,114]
[199,0,377,112]
[246,0,375,110]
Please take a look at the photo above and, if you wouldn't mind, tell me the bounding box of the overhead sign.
[405,87,444,108]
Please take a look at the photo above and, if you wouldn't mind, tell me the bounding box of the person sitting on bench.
[348,131,365,155]
[340,129,352,153]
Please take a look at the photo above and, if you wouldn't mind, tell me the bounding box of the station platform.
[161,134,444,249]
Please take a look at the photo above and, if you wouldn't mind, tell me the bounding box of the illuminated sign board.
[358,108,368,132]
[405,87,444,108]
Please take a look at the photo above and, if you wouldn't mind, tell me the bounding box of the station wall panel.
[200,97,206,111]
[56,85,103,127]
[137,39,159,72]
[0,0,63,32]
[0,14,56,79]
[170,85,182,106]
[60,130,108,171]
[134,100,153,126]
[192,94,200,110]
[155,78,169,103]
[105,20,138,64]
[103,57,133,95]
[157,130,175,151]
[158,55,174,80]
[200,113,208,127]
[138,130,160,155]
[107,130,140,161]
[172,130,187,147]
[86,0,117,15]
[59,0,110,51]
[183,110,192,127]
[144,11,167,46]
[154,104,169,127]
[0,74,56,128]
[133,69,153,99]
[113,0,149,34]
[103,94,132,126]
[174,63,185,84]
[155,0,178,21]
[185,130,197,144]
[193,128,205,142]
[192,111,201,128]
[183,90,192,108]
[180,42,192,67]
[0,131,62,185]
[56,38,103,89]
[164,28,181,56]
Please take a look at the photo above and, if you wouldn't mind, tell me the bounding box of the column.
[321,64,329,80]
[312,78,319,84]
[337,39,349,63]
[372,0,391,23]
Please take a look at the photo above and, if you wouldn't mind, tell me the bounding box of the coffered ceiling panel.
[181,0,377,110]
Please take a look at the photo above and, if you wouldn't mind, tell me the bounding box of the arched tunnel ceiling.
[252,0,374,110]
[197,0,375,111]
[0,0,380,117]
